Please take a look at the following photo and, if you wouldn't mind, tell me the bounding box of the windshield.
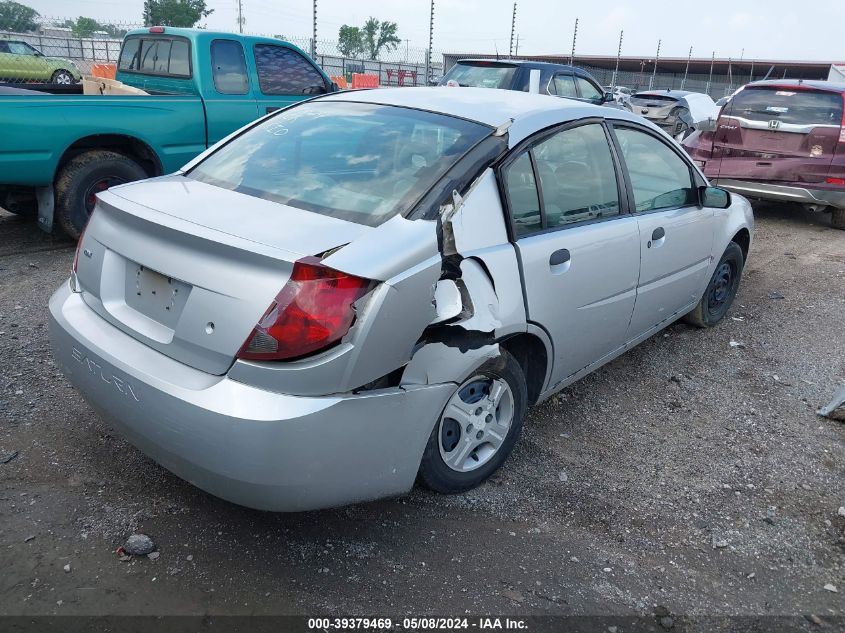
[188,101,490,226]
[727,87,843,126]
[441,63,517,88]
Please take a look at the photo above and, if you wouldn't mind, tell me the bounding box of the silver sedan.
[49,88,754,511]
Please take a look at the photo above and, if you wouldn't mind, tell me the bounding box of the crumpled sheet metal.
[817,385,845,421]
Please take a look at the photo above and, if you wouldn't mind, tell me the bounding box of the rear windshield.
[441,63,517,89]
[188,101,490,226]
[118,36,191,77]
[630,94,678,104]
[727,87,843,125]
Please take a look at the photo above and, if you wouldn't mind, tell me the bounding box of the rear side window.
[119,36,191,78]
[550,74,577,98]
[615,126,696,212]
[504,153,542,235]
[728,87,844,126]
[254,44,326,95]
[211,39,249,95]
[441,63,517,89]
[575,77,602,101]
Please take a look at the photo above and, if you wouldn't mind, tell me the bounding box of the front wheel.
[683,242,744,328]
[55,150,147,239]
[418,351,527,494]
[51,69,76,85]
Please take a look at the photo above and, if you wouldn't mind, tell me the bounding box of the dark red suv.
[683,80,845,229]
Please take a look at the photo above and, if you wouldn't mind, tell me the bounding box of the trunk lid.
[74,176,371,375]
[712,85,844,183]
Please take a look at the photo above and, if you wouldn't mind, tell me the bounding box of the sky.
[22,0,845,61]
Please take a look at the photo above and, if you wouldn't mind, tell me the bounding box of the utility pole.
[509,3,517,58]
[311,0,317,58]
[569,17,578,66]
[426,0,434,85]
[680,45,692,90]
[237,0,244,33]
[514,34,519,57]
[649,39,660,89]
[705,50,714,96]
[611,30,623,89]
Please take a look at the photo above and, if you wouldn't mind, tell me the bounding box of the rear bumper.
[48,282,453,512]
[714,179,845,210]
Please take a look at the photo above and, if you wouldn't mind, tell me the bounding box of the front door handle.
[549,248,571,273]
[648,227,666,249]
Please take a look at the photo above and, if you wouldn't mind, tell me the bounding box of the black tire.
[55,150,147,239]
[831,208,845,231]
[683,241,744,328]
[418,350,527,494]
[51,69,76,85]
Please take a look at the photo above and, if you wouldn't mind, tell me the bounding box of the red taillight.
[148,26,165,33]
[826,177,845,185]
[236,258,373,361]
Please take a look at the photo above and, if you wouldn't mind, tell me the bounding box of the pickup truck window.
[211,39,249,95]
[254,44,326,95]
[119,36,191,78]
[188,101,490,226]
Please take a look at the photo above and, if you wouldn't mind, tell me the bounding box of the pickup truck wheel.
[831,208,845,231]
[55,150,147,239]
[418,350,527,494]
[51,70,75,85]
[683,242,744,328]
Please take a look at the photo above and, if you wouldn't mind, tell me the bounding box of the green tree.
[143,0,213,28]
[64,16,101,38]
[0,0,39,32]
[337,24,363,58]
[361,17,400,60]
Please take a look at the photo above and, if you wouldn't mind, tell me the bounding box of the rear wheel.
[418,351,527,494]
[684,242,744,328]
[55,150,147,239]
[51,69,76,85]
[831,208,845,231]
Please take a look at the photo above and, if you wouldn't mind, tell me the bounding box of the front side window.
[576,77,602,101]
[211,39,249,95]
[533,124,620,227]
[7,41,36,55]
[550,74,577,98]
[254,44,325,95]
[188,101,490,226]
[615,126,697,212]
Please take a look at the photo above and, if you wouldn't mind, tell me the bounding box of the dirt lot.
[1,203,843,626]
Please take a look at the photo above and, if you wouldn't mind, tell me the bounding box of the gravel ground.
[1,203,843,626]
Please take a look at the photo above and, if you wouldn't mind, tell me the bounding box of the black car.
[439,59,614,106]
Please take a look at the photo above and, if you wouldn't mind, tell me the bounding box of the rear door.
[249,43,330,117]
[611,123,715,336]
[714,85,843,183]
[204,38,259,144]
[502,121,640,384]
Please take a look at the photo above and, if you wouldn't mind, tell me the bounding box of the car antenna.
[494,42,499,60]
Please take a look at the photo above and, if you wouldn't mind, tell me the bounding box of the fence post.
[425,48,430,86]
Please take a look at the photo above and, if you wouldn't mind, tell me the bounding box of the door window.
[7,42,36,55]
[575,76,602,102]
[254,44,326,95]
[550,74,577,97]
[533,123,620,227]
[503,153,542,235]
[211,39,249,95]
[614,127,697,212]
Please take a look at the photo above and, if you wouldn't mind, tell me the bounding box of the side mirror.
[700,186,731,209]
[602,91,615,103]
[330,81,340,92]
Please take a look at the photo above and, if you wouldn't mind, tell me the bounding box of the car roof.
[123,26,301,49]
[744,79,845,93]
[455,58,588,74]
[319,87,650,146]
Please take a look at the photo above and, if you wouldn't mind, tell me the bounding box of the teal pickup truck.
[0,27,335,238]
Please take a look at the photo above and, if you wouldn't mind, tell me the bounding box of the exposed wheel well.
[56,135,162,181]
[500,333,548,405]
[731,228,751,262]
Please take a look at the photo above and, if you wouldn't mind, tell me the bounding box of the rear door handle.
[549,248,571,273]
[648,227,666,249]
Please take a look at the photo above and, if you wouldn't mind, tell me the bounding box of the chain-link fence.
[0,17,442,88]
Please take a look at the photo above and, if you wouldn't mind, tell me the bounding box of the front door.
[502,121,640,384]
[611,124,715,336]
[248,42,330,118]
